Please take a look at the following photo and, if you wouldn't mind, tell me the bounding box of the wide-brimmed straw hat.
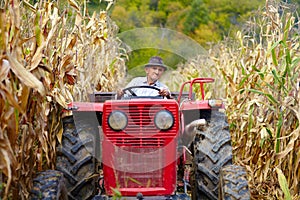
[145,56,167,70]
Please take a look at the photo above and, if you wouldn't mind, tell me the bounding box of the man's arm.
[116,77,142,98]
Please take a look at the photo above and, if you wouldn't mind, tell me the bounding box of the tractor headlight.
[154,110,174,130]
[108,111,127,131]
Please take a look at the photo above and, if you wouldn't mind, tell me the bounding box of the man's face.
[145,66,165,84]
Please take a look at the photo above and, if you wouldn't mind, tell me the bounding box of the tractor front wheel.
[192,111,233,200]
[219,165,250,200]
[31,170,68,200]
[56,114,100,199]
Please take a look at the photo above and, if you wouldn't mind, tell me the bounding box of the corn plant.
[169,1,299,199]
[209,1,299,199]
[0,0,126,199]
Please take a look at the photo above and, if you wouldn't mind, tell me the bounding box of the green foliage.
[108,0,267,74]
[126,49,185,78]
[183,0,209,33]
[193,22,221,44]
[111,0,266,41]
[286,0,300,12]
[206,0,264,35]
[88,0,110,10]
[164,2,188,30]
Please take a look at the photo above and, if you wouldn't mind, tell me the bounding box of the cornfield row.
[218,1,299,198]
[0,0,299,199]
[170,1,299,199]
[0,0,126,199]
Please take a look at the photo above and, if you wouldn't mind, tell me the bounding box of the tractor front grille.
[103,100,178,147]
[102,100,179,196]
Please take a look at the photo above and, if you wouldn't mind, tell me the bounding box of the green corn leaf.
[110,187,122,198]
[291,57,300,66]
[248,89,279,104]
[248,88,264,95]
[241,63,246,75]
[265,93,278,105]
[263,81,275,91]
[271,48,278,66]
[270,41,281,66]
[285,49,292,66]
[269,40,281,51]
[275,168,292,200]
[266,128,273,139]
[272,70,281,85]
[283,17,291,43]
[239,74,251,88]
[251,65,260,72]
[275,112,283,153]
[252,65,264,79]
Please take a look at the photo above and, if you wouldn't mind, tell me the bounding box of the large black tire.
[192,111,233,200]
[31,170,68,200]
[56,113,100,200]
[219,165,250,200]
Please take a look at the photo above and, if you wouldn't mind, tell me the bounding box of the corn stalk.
[210,1,299,199]
[169,1,299,199]
[0,0,126,199]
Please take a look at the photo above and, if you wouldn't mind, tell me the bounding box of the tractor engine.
[102,99,179,197]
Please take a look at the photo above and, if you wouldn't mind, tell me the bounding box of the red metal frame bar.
[178,78,214,102]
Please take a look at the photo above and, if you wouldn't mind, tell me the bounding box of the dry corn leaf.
[7,53,45,95]
[0,149,12,197]
[67,34,77,49]
[28,45,44,71]
[74,13,82,31]
[86,12,96,30]
[0,83,24,114]
[68,0,80,13]
[56,127,64,144]
[275,127,299,160]
[52,89,67,108]
[45,7,61,46]
[0,59,10,82]
[11,0,20,28]
[22,0,36,12]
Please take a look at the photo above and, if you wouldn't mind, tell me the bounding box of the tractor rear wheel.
[192,111,233,200]
[31,170,68,200]
[219,165,250,200]
[56,114,100,200]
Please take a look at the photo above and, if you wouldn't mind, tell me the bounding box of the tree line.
[88,0,300,74]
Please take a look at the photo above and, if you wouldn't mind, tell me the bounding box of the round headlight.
[108,111,127,131]
[154,110,174,130]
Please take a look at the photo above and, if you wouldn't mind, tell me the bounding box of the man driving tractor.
[117,56,171,98]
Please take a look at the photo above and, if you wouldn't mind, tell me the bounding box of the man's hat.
[145,56,167,70]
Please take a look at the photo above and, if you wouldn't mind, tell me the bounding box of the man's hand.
[159,88,171,98]
[117,89,124,98]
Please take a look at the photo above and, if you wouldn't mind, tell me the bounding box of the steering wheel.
[122,85,163,98]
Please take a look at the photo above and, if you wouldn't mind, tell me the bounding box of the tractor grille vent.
[115,147,164,188]
[104,102,178,147]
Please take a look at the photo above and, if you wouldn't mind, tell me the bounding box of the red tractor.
[31,78,250,200]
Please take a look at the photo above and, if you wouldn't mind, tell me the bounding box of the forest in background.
[110,0,264,43]
[110,0,265,73]
[103,0,300,76]
[0,0,299,199]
